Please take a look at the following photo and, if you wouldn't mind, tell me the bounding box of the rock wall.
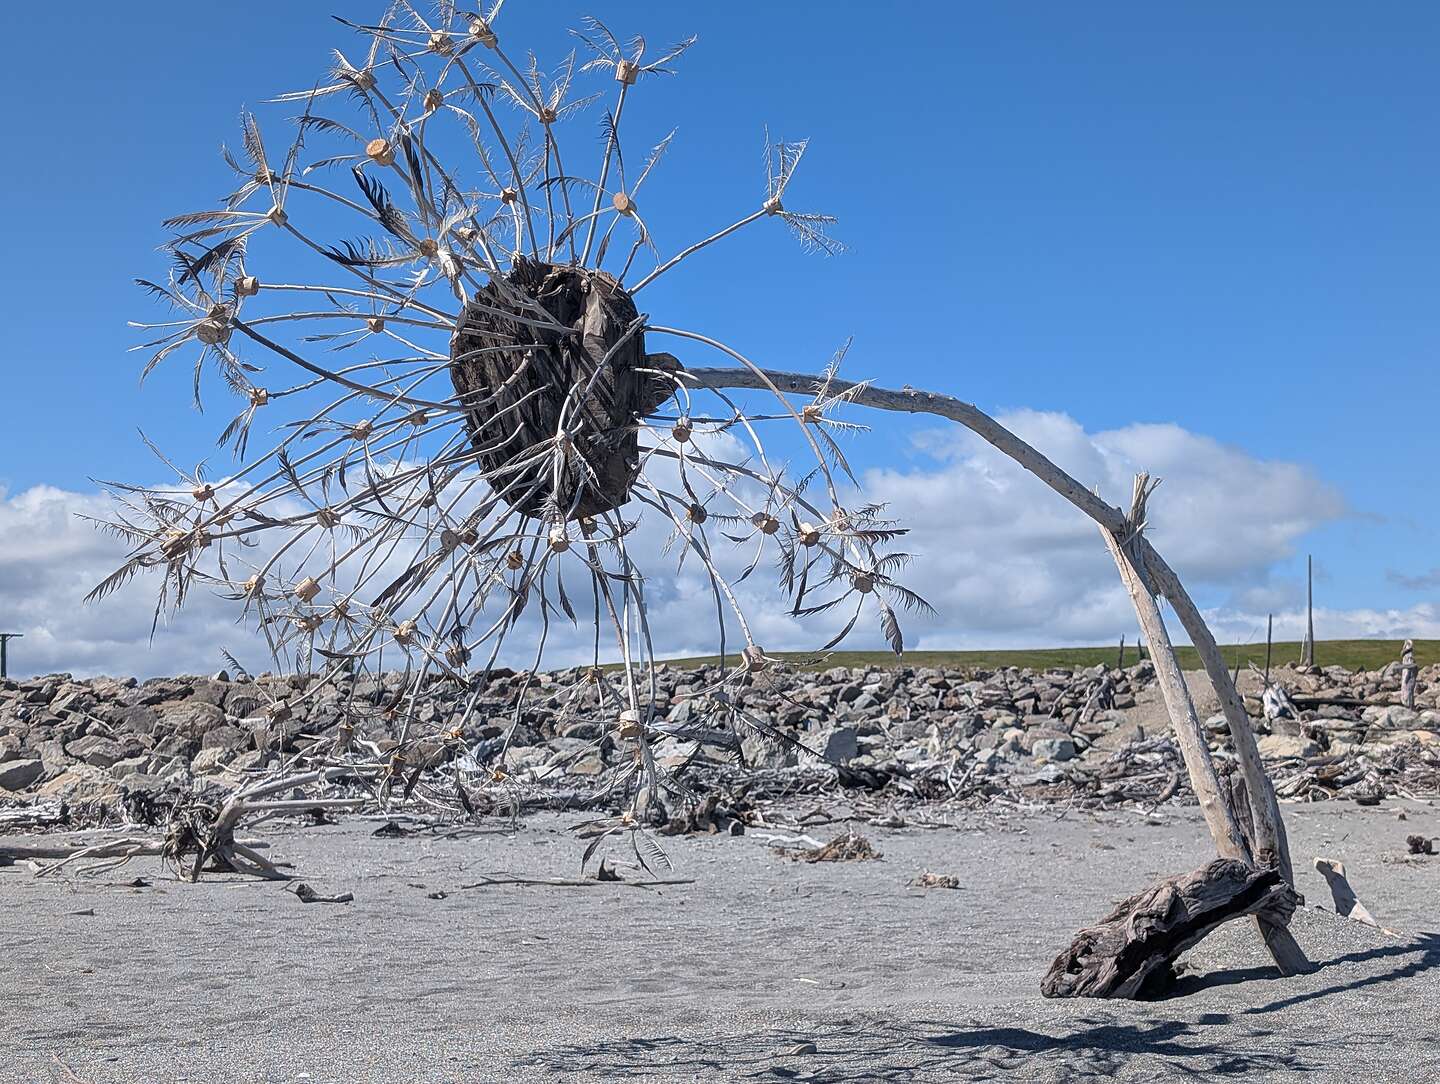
[1,660,1435,813]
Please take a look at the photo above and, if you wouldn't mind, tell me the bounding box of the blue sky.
[0,2,1436,673]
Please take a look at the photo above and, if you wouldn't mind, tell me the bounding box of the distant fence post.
[0,633,21,680]
[1300,556,1315,667]
[1400,639,1417,710]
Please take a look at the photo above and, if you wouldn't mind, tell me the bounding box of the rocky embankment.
[1,658,1436,818]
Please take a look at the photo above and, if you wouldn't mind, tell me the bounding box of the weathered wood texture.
[452,261,675,519]
[1041,858,1298,999]
[1401,639,1417,710]
[1101,522,1247,860]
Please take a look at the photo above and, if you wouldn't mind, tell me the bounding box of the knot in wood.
[468,20,498,47]
[365,138,395,166]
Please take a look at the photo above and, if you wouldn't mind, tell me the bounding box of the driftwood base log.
[1041,859,1298,999]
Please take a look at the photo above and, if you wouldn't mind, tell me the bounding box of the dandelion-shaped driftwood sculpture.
[95,1,916,876]
[95,1,1310,985]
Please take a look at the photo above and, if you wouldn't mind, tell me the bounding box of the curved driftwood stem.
[1138,548,1293,883]
[680,360,1311,975]
[1102,483,1310,976]
[1100,508,1248,861]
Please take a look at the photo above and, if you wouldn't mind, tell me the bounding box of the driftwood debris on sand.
[1041,858,1298,999]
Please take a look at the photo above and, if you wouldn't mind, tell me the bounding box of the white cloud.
[0,410,1426,679]
[0,485,262,679]
[860,409,1354,650]
[1206,604,1440,645]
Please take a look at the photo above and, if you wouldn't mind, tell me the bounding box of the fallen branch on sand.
[909,870,962,890]
[0,799,67,832]
[3,837,269,879]
[10,765,383,883]
[459,873,695,890]
[797,827,881,863]
[49,1055,92,1084]
[1041,858,1298,998]
[290,882,354,905]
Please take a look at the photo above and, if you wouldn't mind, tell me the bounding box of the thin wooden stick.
[1302,554,1315,667]
[1100,518,1248,861]
[1138,551,1294,881]
[460,874,695,889]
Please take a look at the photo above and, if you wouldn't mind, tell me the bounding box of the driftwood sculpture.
[94,1,1309,984]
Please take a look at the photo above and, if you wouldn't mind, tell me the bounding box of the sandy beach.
[3,798,1436,1083]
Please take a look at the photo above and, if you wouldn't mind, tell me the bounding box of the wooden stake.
[1302,554,1315,667]
[1314,858,1384,929]
[1400,639,1417,710]
[0,632,22,680]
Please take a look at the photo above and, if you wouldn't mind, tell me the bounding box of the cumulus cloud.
[861,410,1349,649]
[1204,604,1440,645]
[0,485,263,679]
[0,409,1420,680]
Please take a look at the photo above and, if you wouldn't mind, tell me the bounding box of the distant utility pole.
[0,633,21,680]
[1300,555,1315,667]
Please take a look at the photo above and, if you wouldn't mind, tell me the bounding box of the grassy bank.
[648,640,1438,673]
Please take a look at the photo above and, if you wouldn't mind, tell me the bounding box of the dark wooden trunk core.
[450,258,677,519]
[1041,858,1298,999]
